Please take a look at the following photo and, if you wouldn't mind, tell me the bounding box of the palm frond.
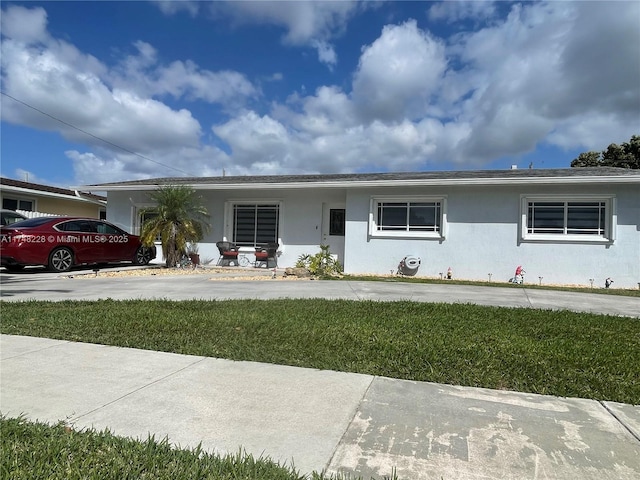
[140,185,211,267]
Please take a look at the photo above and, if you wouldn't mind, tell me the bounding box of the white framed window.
[369,196,447,239]
[521,195,616,243]
[225,201,281,248]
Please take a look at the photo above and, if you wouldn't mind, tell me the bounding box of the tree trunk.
[166,225,179,268]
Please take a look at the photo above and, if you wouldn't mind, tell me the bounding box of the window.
[522,196,615,242]
[329,209,345,236]
[370,196,446,239]
[2,197,34,211]
[56,220,97,233]
[232,203,280,247]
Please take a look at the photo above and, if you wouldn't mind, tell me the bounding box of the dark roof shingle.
[1,177,106,202]
[85,167,640,188]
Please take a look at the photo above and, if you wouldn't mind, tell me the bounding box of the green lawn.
[1,415,386,480]
[2,299,638,404]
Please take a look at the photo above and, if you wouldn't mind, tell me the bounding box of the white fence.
[16,209,62,219]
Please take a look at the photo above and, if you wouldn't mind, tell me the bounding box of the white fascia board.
[86,175,640,192]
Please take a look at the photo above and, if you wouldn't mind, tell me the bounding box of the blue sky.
[1,1,639,188]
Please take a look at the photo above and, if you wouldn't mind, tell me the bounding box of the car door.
[95,221,135,262]
[55,220,103,264]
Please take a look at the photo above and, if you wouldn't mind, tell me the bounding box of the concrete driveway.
[1,265,639,317]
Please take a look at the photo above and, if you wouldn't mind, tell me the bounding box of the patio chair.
[254,243,278,268]
[216,241,239,266]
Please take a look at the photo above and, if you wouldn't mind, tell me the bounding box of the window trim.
[2,196,36,212]
[369,196,447,239]
[520,194,616,244]
[224,200,283,250]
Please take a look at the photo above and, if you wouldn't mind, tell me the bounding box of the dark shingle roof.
[85,167,640,189]
[1,177,106,202]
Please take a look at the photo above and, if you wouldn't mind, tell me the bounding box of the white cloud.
[1,5,258,182]
[352,20,447,122]
[2,2,639,185]
[110,41,259,106]
[311,40,337,68]
[428,0,497,23]
[0,5,49,44]
[153,61,259,104]
[67,144,230,185]
[210,1,357,45]
[212,110,293,173]
[442,1,640,160]
[274,86,356,136]
[152,0,199,17]
[1,30,203,154]
[214,2,638,174]
[205,1,361,68]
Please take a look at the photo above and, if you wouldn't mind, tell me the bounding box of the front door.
[321,203,345,267]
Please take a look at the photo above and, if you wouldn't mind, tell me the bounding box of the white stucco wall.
[106,182,639,288]
[106,188,347,268]
[344,184,640,289]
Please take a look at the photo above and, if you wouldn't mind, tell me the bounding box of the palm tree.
[140,185,210,268]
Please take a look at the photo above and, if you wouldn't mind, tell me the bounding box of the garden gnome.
[514,265,525,284]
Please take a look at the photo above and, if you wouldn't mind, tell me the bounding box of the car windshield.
[2,217,53,229]
[1,213,27,225]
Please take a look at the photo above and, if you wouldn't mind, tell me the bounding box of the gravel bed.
[73,265,308,281]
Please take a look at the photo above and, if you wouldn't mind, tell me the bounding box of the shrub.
[295,245,343,277]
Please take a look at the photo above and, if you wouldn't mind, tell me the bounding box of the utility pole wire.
[1,91,194,177]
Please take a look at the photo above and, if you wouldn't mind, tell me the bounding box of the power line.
[1,91,194,177]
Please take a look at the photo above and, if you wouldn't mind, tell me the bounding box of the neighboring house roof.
[82,167,640,191]
[1,177,107,204]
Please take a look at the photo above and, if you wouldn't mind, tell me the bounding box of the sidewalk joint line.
[598,400,640,444]
[346,281,363,300]
[323,375,375,473]
[70,356,208,423]
[521,287,534,308]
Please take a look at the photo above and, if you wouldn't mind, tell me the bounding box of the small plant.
[295,244,343,277]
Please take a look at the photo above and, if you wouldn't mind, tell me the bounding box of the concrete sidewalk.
[1,334,639,479]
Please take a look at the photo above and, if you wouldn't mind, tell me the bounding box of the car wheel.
[48,247,74,272]
[134,246,153,265]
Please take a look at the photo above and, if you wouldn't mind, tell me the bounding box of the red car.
[0,217,156,273]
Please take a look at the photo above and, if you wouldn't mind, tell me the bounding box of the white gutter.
[84,175,640,191]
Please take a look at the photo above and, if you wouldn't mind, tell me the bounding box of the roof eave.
[2,184,107,202]
[85,175,640,192]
